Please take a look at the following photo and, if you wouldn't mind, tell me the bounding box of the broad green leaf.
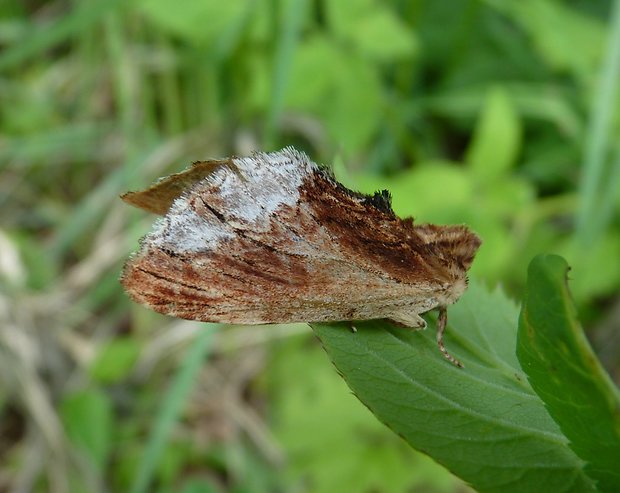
[466,86,521,181]
[326,0,417,62]
[352,163,477,226]
[311,281,595,493]
[90,337,140,384]
[60,389,113,469]
[137,0,249,46]
[518,254,620,492]
[269,335,464,493]
[285,35,382,152]
[348,10,418,62]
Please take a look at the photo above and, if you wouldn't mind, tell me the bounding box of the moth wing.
[121,148,473,325]
[121,196,412,324]
[121,158,231,215]
[121,150,421,324]
[122,241,408,325]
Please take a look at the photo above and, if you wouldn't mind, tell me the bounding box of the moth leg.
[387,313,426,331]
[437,307,464,368]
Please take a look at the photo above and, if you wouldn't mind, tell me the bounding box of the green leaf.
[90,337,140,384]
[311,281,595,493]
[285,35,383,152]
[60,389,113,469]
[466,86,521,181]
[518,254,620,492]
[269,335,463,493]
[137,0,249,46]
[326,0,418,62]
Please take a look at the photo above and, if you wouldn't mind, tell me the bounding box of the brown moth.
[121,147,481,367]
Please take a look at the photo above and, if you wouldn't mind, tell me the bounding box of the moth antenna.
[437,307,464,368]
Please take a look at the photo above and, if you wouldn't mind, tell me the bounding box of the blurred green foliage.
[0,0,619,492]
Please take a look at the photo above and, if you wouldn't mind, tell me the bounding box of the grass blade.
[575,0,620,246]
[0,0,129,72]
[129,325,216,493]
[264,0,307,148]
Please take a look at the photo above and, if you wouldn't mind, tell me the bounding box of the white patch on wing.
[148,195,235,252]
[215,147,316,224]
[145,147,318,253]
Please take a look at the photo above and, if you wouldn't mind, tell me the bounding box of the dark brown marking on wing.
[200,197,227,223]
[134,266,211,293]
[300,169,480,286]
[300,171,428,281]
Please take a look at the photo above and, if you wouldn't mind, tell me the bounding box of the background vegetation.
[1,0,619,492]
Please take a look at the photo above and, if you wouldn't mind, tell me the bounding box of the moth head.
[413,223,481,305]
[448,231,481,271]
[415,224,481,270]
[438,276,469,306]
[443,230,480,305]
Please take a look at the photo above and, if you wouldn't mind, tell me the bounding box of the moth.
[121,147,481,367]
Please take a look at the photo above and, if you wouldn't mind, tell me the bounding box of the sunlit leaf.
[518,254,620,493]
[312,281,595,493]
[60,389,113,469]
[466,86,521,181]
